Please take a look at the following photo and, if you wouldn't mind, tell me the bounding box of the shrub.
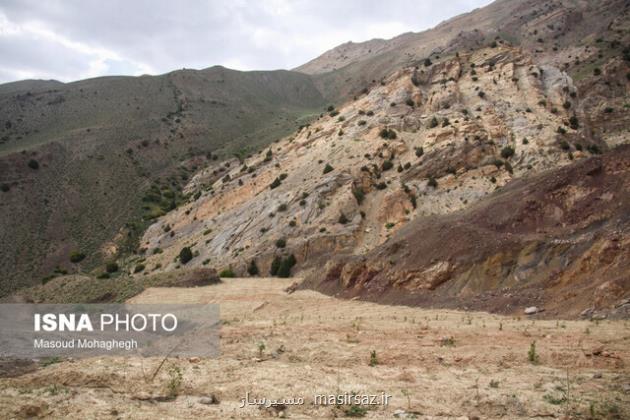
[379,128,397,139]
[415,147,424,157]
[69,251,86,263]
[219,268,235,278]
[179,247,193,264]
[1,183,9,192]
[269,177,282,189]
[381,160,393,171]
[277,203,288,212]
[562,100,571,109]
[357,120,367,126]
[277,254,297,278]
[323,163,334,174]
[275,238,286,248]
[478,91,486,98]
[500,146,515,159]
[97,272,110,279]
[338,213,349,224]
[593,67,601,76]
[105,262,119,273]
[352,186,365,204]
[428,117,438,128]
[369,350,378,366]
[405,98,415,107]
[557,126,567,134]
[559,140,570,151]
[270,256,282,275]
[134,264,145,273]
[528,341,539,364]
[423,58,432,67]
[247,260,259,276]
[264,149,273,162]
[587,144,601,154]
[427,176,438,188]
[27,159,39,170]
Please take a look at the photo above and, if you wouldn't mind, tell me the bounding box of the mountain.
[3,0,630,317]
[0,67,325,296]
[128,36,627,316]
[298,0,628,102]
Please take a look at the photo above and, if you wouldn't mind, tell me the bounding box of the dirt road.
[1,278,628,418]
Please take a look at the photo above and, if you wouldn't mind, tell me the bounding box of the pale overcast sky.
[0,0,492,84]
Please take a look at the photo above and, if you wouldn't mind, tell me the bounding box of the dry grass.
[1,278,628,418]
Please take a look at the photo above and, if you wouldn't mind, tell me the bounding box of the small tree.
[105,262,119,273]
[277,254,297,278]
[69,251,85,263]
[500,146,515,159]
[247,260,259,276]
[270,256,282,276]
[179,247,193,264]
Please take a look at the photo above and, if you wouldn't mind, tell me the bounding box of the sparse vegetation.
[323,163,334,174]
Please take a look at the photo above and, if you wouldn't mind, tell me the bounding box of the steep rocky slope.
[299,0,629,102]
[133,40,629,319]
[305,146,630,319]
[0,67,324,295]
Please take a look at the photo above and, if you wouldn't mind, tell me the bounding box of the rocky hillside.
[300,0,629,102]
[131,35,629,318]
[305,145,630,319]
[0,67,324,296]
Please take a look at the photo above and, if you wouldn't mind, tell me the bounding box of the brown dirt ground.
[0,278,629,419]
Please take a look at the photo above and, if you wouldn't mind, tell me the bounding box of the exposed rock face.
[137,42,626,315]
[305,147,630,318]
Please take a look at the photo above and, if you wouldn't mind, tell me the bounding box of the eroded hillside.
[133,42,628,318]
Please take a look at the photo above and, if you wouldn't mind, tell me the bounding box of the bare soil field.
[1,278,628,419]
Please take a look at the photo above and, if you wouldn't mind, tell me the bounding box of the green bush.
[424,58,432,67]
[275,238,286,248]
[219,268,235,278]
[1,183,9,192]
[352,186,365,204]
[381,160,393,171]
[247,260,259,276]
[405,98,415,107]
[427,176,438,188]
[269,177,282,189]
[134,264,145,273]
[277,254,297,278]
[500,146,515,159]
[338,213,349,224]
[105,262,119,273]
[97,272,110,279]
[569,115,579,129]
[379,128,397,140]
[270,256,282,276]
[415,147,424,157]
[69,251,86,263]
[179,247,193,264]
[27,159,39,170]
[323,164,334,174]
